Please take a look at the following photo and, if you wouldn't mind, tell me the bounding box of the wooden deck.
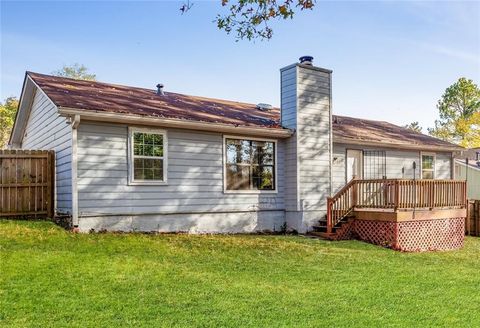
[325,179,467,234]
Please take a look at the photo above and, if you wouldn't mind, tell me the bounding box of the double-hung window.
[224,137,276,192]
[421,153,435,179]
[129,128,167,184]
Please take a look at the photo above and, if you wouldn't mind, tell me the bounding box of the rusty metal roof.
[28,72,462,151]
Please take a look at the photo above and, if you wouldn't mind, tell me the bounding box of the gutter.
[329,70,333,197]
[333,137,463,152]
[58,107,294,139]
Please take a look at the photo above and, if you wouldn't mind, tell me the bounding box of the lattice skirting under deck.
[351,218,465,252]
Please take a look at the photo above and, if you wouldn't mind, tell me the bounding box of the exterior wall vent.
[256,103,273,111]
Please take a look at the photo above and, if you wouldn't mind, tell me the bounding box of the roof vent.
[156,83,165,96]
[256,103,273,111]
[299,56,314,65]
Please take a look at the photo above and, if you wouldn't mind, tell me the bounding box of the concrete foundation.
[77,210,285,233]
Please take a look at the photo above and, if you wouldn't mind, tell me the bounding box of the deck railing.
[326,179,467,233]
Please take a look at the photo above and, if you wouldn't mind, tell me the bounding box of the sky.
[1,0,479,130]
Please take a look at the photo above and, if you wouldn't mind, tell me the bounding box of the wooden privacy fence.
[466,200,480,236]
[0,150,55,218]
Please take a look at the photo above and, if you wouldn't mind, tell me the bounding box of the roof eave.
[454,159,480,171]
[8,74,39,148]
[333,136,463,152]
[58,107,294,139]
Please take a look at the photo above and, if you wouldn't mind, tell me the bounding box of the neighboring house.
[9,58,463,233]
[455,148,480,199]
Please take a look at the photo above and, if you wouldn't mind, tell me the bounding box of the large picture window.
[225,137,276,192]
[129,128,167,184]
[421,153,435,179]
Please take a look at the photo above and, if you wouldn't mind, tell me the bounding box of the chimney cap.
[299,56,314,65]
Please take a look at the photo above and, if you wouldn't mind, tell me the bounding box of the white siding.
[21,88,72,213]
[332,144,347,193]
[76,122,286,220]
[281,66,298,211]
[455,162,480,199]
[386,150,419,179]
[296,66,331,213]
[435,152,452,179]
[280,64,332,231]
[332,143,453,193]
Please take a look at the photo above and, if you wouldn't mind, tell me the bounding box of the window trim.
[420,152,436,180]
[128,127,168,185]
[223,135,278,194]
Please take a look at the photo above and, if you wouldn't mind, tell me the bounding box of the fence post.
[473,200,480,236]
[47,151,55,219]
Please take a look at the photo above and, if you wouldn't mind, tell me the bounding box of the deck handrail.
[327,179,467,233]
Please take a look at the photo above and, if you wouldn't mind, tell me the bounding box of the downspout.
[329,71,333,196]
[71,114,80,227]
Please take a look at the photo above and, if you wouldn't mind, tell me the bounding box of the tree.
[52,63,96,81]
[404,121,422,133]
[428,78,480,148]
[182,0,315,41]
[0,97,19,148]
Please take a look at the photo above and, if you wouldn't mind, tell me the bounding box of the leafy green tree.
[182,0,315,41]
[52,63,96,81]
[0,97,19,148]
[428,78,480,148]
[404,121,422,133]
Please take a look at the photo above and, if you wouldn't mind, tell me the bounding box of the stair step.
[308,231,337,240]
[312,226,343,233]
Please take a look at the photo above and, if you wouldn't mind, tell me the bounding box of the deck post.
[394,180,399,212]
[327,197,332,234]
[352,181,358,209]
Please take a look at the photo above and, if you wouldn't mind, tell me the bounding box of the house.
[455,148,480,199]
[8,57,467,251]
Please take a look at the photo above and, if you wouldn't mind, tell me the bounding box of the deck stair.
[308,178,358,240]
[309,216,354,240]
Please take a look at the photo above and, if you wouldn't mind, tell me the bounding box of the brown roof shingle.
[28,72,462,151]
[28,72,281,129]
[332,115,462,151]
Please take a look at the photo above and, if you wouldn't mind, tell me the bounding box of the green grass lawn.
[1,220,480,327]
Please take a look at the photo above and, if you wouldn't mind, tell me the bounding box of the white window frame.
[223,135,278,194]
[128,127,168,185]
[420,152,436,179]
